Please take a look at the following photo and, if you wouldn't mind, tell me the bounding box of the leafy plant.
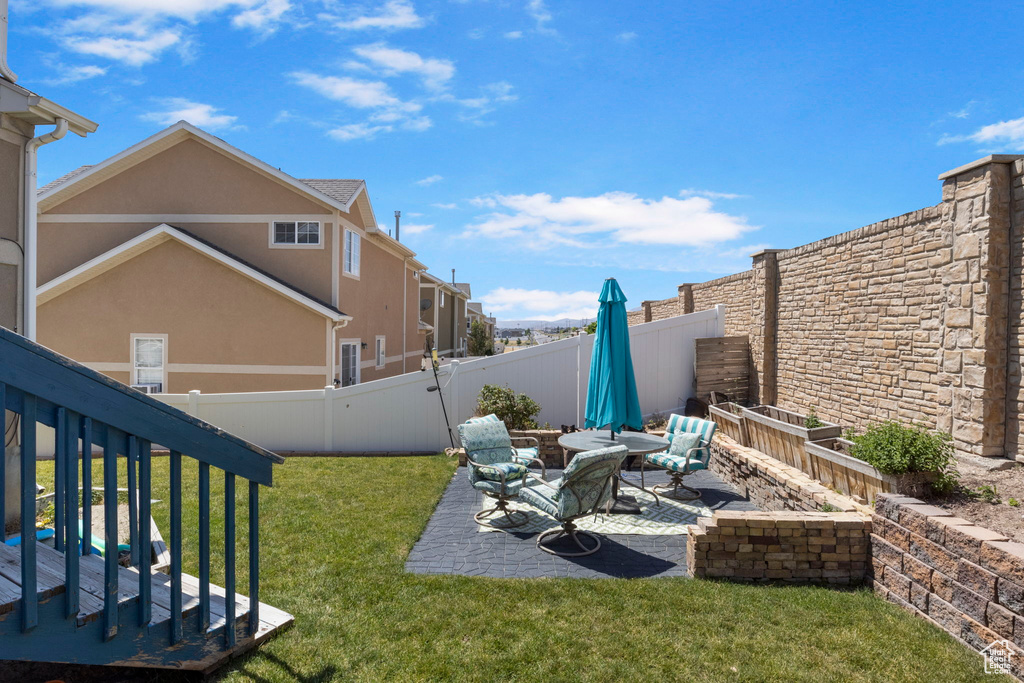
[819,503,840,512]
[846,421,959,494]
[584,321,597,335]
[476,384,541,430]
[1009,497,1019,508]
[804,407,824,429]
[976,485,1001,505]
[646,411,668,430]
[467,319,494,356]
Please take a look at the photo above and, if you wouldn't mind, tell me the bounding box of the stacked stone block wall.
[872,493,1024,678]
[774,206,946,432]
[634,156,1024,461]
[687,510,871,583]
[691,271,753,338]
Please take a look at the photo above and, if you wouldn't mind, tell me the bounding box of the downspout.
[0,0,17,83]
[402,257,408,373]
[24,118,68,340]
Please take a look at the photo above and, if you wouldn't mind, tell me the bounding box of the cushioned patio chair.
[518,445,627,557]
[640,414,717,501]
[459,416,545,528]
[465,413,541,462]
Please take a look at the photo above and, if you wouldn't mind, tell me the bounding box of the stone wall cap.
[938,154,1024,180]
[750,248,786,258]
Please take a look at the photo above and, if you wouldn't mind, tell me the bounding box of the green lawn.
[40,455,998,682]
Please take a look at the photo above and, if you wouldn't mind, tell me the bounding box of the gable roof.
[37,121,369,216]
[299,179,364,206]
[455,282,472,298]
[38,223,351,322]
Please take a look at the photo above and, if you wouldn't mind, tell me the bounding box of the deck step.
[0,542,291,643]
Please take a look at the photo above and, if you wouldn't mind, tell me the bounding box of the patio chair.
[465,413,541,462]
[639,414,717,501]
[518,445,628,557]
[459,417,545,528]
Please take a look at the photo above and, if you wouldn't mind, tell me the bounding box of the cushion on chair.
[512,446,540,462]
[474,461,528,482]
[518,483,561,517]
[645,451,709,472]
[466,413,502,424]
[473,478,526,496]
[665,415,717,448]
[668,432,702,456]
[458,420,514,466]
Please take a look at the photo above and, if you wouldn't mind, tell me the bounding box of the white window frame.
[130,333,167,393]
[343,229,361,279]
[339,339,361,386]
[269,220,322,248]
[375,335,386,369]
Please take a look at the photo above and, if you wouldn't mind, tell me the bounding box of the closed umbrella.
[584,278,642,438]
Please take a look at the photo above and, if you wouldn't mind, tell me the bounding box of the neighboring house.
[35,121,429,393]
[419,272,470,358]
[466,301,496,349]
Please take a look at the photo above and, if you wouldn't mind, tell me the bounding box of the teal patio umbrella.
[584,278,643,438]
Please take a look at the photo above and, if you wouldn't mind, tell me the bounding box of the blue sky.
[11,0,1024,321]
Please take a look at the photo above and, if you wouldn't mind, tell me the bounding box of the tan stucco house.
[35,121,435,393]
[419,272,469,358]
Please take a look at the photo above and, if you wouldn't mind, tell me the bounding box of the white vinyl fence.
[39,306,725,455]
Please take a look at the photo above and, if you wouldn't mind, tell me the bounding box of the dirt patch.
[925,460,1024,543]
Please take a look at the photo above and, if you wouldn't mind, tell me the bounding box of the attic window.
[272,221,321,246]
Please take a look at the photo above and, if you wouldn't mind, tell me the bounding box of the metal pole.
[432,359,455,449]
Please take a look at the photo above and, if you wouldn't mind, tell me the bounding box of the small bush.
[847,421,959,494]
[476,384,541,430]
[804,407,824,429]
[1009,497,1020,507]
[976,485,1001,505]
[646,411,668,430]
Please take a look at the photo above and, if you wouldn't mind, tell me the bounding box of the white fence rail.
[37,306,725,455]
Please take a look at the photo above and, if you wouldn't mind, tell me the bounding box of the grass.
[36,455,999,682]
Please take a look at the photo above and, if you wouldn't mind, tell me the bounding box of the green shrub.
[804,407,824,429]
[645,411,668,430]
[476,384,541,430]
[846,421,958,494]
[1009,497,1020,507]
[976,485,1001,505]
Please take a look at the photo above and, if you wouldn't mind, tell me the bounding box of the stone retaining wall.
[872,493,1024,679]
[708,434,872,515]
[687,510,871,584]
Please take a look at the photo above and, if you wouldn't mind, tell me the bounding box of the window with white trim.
[340,341,359,386]
[375,336,386,368]
[273,221,320,246]
[132,335,166,393]
[344,230,361,276]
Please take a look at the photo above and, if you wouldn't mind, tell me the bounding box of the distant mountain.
[496,318,596,331]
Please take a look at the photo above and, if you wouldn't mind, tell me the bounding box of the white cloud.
[457,81,517,121]
[232,0,291,32]
[616,31,637,42]
[351,43,454,91]
[290,71,418,110]
[679,188,748,200]
[480,287,599,321]
[504,30,522,39]
[465,191,754,248]
[327,122,391,141]
[467,28,485,39]
[43,64,107,85]
[940,116,1024,150]
[401,223,433,234]
[63,30,181,65]
[526,0,554,34]
[433,202,458,209]
[141,98,239,129]
[415,174,443,186]
[949,101,977,120]
[321,0,425,30]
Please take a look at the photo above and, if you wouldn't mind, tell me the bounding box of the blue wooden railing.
[0,327,283,646]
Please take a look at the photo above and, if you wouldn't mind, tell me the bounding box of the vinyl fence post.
[715,304,726,338]
[187,389,201,418]
[323,386,334,452]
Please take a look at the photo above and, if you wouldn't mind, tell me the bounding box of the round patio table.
[557,430,668,514]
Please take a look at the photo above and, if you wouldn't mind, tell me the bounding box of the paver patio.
[407,466,758,579]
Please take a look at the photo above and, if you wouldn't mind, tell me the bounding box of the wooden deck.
[0,541,293,671]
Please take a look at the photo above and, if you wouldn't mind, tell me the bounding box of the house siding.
[37,239,328,393]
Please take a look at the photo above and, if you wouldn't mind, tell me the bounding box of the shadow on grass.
[233,651,337,683]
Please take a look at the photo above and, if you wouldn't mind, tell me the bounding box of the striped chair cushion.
[513,446,540,462]
[665,414,717,448]
[466,414,502,424]
[646,451,709,472]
